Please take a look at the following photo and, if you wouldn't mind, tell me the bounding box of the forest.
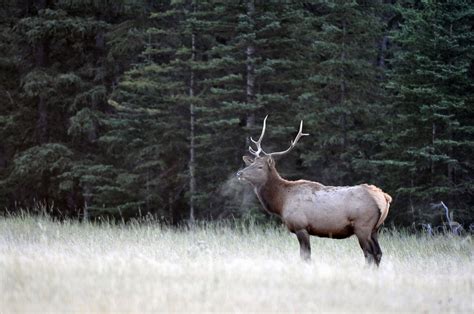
[0,0,472,228]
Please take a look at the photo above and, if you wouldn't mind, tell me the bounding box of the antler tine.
[248,115,268,157]
[267,120,309,157]
[248,146,258,155]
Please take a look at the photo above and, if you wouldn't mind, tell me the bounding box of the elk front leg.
[295,229,311,262]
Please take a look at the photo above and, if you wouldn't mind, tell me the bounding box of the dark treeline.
[0,0,472,228]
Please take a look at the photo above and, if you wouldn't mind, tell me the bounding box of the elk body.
[237,116,392,266]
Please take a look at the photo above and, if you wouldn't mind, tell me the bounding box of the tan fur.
[237,156,392,266]
[237,117,392,265]
[362,184,392,229]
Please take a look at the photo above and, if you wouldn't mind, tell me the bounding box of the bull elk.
[236,116,392,266]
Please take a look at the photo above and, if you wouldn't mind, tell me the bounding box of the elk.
[236,116,392,266]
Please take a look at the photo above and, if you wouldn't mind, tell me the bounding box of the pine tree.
[195,1,314,219]
[0,1,21,176]
[0,1,150,216]
[379,0,474,225]
[298,1,387,187]
[103,0,207,222]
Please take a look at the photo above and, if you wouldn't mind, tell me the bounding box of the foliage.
[0,0,472,227]
[298,0,387,187]
[377,0,474,225]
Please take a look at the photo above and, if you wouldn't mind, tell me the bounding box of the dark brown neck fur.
[254,167,288,217]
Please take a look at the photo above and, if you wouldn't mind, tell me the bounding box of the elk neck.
[254,167,288,217]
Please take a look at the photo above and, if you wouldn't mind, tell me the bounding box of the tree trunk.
[36,96,48,143]
[145,170,150,211]
[34,0,48,66]
[339,19,348,185]
[410,177,415,221]
[83,200,89,222]
[431,121,436,197]
[0,144,6,169]
[245,0,256,146]
[82,184,92,222]
[34,0,48,144]
[168,191,174,225]
[95,31,105,52]
[340,19,347,143]
[188,24,197,224]
[377,35,388,68]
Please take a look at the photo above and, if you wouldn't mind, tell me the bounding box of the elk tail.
[364,184,392,229]
[376,192,392,229]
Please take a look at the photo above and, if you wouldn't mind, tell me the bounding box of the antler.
[248,115,309,158]
[249,115,268,157]
[266,120,309,158]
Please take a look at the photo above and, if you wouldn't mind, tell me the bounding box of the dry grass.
[1,216,473,313]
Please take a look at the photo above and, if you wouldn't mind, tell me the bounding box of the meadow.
[1,216,473,313]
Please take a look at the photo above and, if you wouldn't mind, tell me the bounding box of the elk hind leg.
[355,230,378,266]
[371,230,382,266]
[295,229,311,262]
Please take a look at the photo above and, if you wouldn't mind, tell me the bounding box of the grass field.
[1,216,473,313]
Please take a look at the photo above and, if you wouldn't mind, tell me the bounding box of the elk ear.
[242,156,254,166]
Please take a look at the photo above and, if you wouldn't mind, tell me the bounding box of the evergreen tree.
[0,1,150,217]
[104,0,206,222]
[0,1,21,176]
[379,0,474,225]
[298,0,387,187]
[190,1,316,219]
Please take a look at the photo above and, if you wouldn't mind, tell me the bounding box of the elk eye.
[258,166,263,169]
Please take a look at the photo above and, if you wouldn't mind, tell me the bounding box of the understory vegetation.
[1,216,472,312]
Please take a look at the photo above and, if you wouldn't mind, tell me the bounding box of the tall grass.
[1,216,472,312]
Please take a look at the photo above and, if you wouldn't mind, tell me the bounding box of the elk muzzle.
[236,170,244,181]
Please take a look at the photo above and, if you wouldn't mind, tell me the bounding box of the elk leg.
[295,229,311,262]
[356,233,377,266]
[357,238,374,265]
[371,231,382,266]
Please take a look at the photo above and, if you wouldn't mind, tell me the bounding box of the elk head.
[236,115,309,187]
